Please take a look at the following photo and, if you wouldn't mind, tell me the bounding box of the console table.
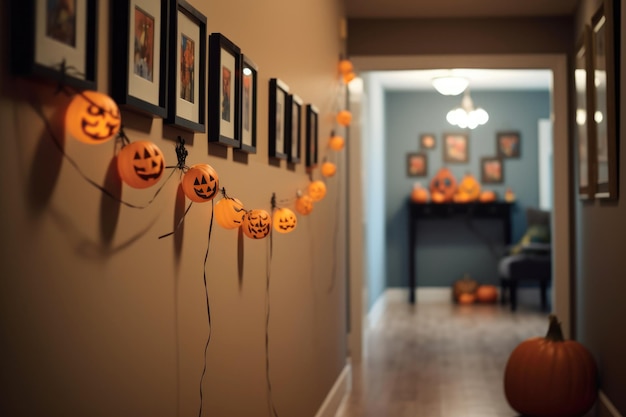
[407,200,513,303]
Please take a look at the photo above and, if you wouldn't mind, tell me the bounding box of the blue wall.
[384,90,550,288]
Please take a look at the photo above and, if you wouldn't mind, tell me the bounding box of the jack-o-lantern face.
[295,195,314,215]
[429,167,457,202]
[215,197,245,229]
[273,208,297,234]
[308,180,327,202]
[117,141,165,188]
[182,164,219,203]
[336,110,352,127]
[66,91,121,144]
[457,173,481,201]
[242,209,271,239]
[321,162,337,177]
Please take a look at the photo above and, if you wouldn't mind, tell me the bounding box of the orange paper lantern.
[242,209,272,239]
[273,208,297,234]
[117,141,165,189]
[321,162,337,177]
[182,164,219,203]
[343,72,356,84]
[66,90,121,144]
[295,195,314,215]
[336,110,352,127]
[215,197,245,229]
[308,181,327,202]
[329,134,345,151]
[338,59,353,75]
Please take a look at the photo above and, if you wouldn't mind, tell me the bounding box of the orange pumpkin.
[273,208,297,234]
[453,192,471,203]
[411,183,429,203]
[215,197,245,229]
[117,141,165,189]
[66,90,121,144]
[182,164,219,203]
[505,188,516,202]
[321,161,337,177]
[328,134,345,151]
[295,194,314,215]
[475,285,498,303]
[457,293,475,304]
[336,110,352,127]
[431,191,446,203]
[504,315,598,417]
[338,58,353,75]
[457,173,481,201]
[308,180,327,202]
[479,190,497,202]
[430,167,457,202]
[242,209,272,239]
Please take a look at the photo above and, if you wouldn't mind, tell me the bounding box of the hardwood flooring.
[337,291,553,417]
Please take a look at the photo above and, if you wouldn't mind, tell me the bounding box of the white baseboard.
[314,363,351,417]
[599,391,624,417]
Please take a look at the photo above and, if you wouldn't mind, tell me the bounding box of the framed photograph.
[287,94,303,163]
[443,133,468,163]
[481,157,504,184]
[496,131,521,158]
[239,54,258,153]
[110,0,168,117]
[305,104,319,169]
[575,25,596,199]
[208,33,241,147]
[165,0,206,133]
[420,133,436,149]
[269,78,289,159]
[407,152,427,177]
[10,0,98,91]
[591,0,619,200]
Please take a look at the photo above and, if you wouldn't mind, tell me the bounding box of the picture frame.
[165,0,206,133]
[591,0,619,200]
[10,0,98,91]
[481,157,504,184]
[575,25,596,200]
[239,54,258,154]
[305,104,319,169]
[443,133,469,163]
[110,0,168,117]
[287,94,303,163]
[496,131,521,159]
[268,78,289,159]
[208,33,241,147]
[420,133,436,150]
[407,152,427,177]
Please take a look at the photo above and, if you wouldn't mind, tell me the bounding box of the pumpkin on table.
[411,183,429,203]
[457,173,481,201]
[504,315,598,417]
[479,190,497,202]
[430,167,457,202]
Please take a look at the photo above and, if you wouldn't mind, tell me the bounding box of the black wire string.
[157,201,194,239]
[265,195,280,417]
[198,201,215,417]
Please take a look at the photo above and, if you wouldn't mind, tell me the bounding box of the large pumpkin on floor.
[475,285,498,303]
[504,315,598,417]
[452,275,478,302]
[430,167,457,202]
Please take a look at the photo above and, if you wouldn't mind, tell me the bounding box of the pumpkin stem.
[545,314,565,342]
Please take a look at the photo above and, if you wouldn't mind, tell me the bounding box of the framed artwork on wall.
[10,0,98,91]
[420,133,436,149]
[305,104,319,169]
[443,133,468,163]
[407,152,427,177]
[110,0,168,117]
[165,0,206,133]
[481,157,504,184]
[591,0,619,200]
[269,78,289,159]
[287,94,303,163]
[239,54,258,153]
[496,131,521,158]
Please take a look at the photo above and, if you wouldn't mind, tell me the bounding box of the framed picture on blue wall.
[443,133,468,163]
[481,157,504,184]
[407,152,427,177]
[496,131,521,158]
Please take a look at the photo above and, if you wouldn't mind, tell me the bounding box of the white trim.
[314,364,351,417]
[599,391,624,417]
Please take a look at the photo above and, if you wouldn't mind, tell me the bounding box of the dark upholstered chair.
[499,208,551,311]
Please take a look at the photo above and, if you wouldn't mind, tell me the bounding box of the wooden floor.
[337,290,552,417]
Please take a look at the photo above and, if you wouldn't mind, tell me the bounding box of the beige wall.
[0,1,348,416]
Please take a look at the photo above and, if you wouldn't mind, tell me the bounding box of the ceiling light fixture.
[446,89,489,129]
[432,76,469,96]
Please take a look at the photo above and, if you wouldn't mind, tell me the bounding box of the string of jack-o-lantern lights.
[43,55,356,417]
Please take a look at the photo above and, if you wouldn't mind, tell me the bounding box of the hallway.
[337,291,551,417]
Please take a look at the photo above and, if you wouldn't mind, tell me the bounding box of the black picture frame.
[481,157,504,184]
[496,131,521,159]
[420,133,436,150]
[287,94,303,163]
[305,104,319,169]
[407,152,427,177]
[443,132,469,163]
[165,0,206,133]
[208,33,241,147]
[591,0,620,200]
[239,54,258,154]
[575,25,597,200]
[10,0,98,91]
[269,78,289,159]
[110,0,168,117]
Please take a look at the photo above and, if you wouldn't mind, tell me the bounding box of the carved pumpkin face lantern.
[338,59,353,75]
[321,162,337,177]
[117,141,165,188]
[182,164,219,203]
[215,197,245,229]
[66,90,121,144]
[336,110,352,127]
[429,167,457,202]
[308,180,327,202]
[295,194,314,215]
[273,208,297,234]
[457,173,481,201]
[242,209,272,239]
[329,134,345,151]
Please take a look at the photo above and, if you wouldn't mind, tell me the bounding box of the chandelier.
[446,89,489,129]
[431,76,469,96]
